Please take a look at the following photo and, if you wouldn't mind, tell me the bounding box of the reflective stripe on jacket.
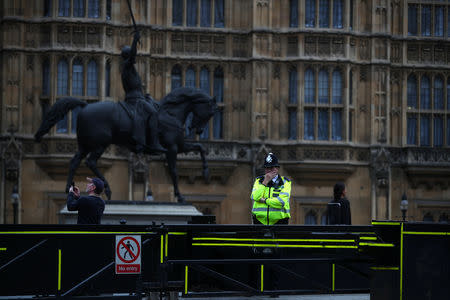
[251,175,291,225]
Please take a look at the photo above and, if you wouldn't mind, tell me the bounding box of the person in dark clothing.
[326,182,351,225]
[67,177,105,224]
[120,30,165,154]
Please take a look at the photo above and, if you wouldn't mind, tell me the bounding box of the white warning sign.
[115,235,141,274]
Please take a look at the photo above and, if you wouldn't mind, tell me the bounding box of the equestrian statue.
[34,11,217,202]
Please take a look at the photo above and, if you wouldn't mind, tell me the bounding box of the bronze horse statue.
[35,87,217,202]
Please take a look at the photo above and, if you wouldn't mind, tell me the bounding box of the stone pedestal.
[59,201,202,225]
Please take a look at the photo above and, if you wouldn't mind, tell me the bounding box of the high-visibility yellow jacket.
[251,175,291,225]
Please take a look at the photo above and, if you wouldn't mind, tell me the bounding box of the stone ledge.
[60,201,202,225]
[285,163,356,185]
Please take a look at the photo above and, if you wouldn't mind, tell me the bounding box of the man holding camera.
[67,177,105,224]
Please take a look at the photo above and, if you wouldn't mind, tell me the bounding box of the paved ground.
[180,294,370,300]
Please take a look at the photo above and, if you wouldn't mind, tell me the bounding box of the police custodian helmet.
[264,152,280,168]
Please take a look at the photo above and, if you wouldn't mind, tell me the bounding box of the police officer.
[251,153,291,225]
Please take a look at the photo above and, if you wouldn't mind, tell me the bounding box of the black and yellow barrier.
[0,222,447,299]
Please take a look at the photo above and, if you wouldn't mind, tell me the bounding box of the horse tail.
[34,97,87,142]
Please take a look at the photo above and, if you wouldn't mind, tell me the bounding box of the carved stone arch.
[434,72,445,81]
[40,54,51,65]
[88,55,101,64]
[287,63,297,72]
[72,56,84,69]
[57,55,70,64]
[200,64,211,72]
[304,64,315,73]
[318,64,330,74]
[214,65,224,74]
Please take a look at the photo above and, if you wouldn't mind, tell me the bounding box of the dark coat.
[326,197,351,225]
[67,193,105,224]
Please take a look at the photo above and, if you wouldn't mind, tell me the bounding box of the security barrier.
[0,222,448,299]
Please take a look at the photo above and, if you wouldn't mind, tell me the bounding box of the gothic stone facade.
[1,0,450,225]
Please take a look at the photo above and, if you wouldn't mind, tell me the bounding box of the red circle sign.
[116,236,140,263]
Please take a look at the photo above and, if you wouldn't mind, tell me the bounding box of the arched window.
[305,211,317,224]
[447,77,450,110]
[407,115,417,145]
[290,0,298,28]
[289,68,298,104]
[434,76,444,147]
[305,0,316,28]
[421,5,431,36]
[105,60,111,97]
[172,0,183,26]
[408,5,418,36]
[57,59,69,132]
[318,69,328,104]
[434,115,443,147]
[200,67,210,94]
[420,114,430,146]
[288,68,298,140]
[407,74,418,145]
[88,0,100,18]
[185,66,196,87]
[171,65,182,90]
[106,0,111,20]
[434,76,444,110]
[303,67,343,142]
[318,109,329,140]
[200,67,210,139]
[42,59,50,96]
[332,109,342,141]
[213,67,224,139]
[214,0,224,27]
[420,75,431,109]
[407,75,417,108]
[200,0,211,27]
[435,6,444,37]
[319,0,330,28]
[44,0,52,17]
[304,109,314,140]
[58,0,70,17]
[332,0,343,28]
[332,69,342,104]
[72,59,84,96]
[420,75,431,146]
[57,59,69,96]
[187,0,197,27]
[305,68,315,104]
[73,0,85,17]
[87,60,98,96]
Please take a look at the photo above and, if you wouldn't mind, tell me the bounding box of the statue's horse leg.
[85,146,112,200]
[166,144,185,203]
[65,149,88,193]
[181,142,210,182]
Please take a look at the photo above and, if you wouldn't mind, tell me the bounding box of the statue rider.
[120,30,166,154]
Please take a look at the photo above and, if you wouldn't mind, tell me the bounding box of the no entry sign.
[115,235,141,274]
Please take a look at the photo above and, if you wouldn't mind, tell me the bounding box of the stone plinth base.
[59,201,202,225]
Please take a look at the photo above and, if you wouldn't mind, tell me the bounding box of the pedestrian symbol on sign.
[116,235,141,274]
